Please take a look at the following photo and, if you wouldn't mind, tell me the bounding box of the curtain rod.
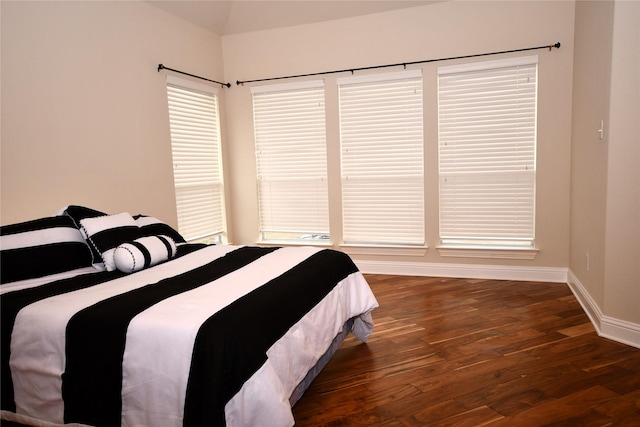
[236,42,561,86]
[158,64,231,88]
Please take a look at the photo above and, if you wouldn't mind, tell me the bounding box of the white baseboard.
[600,316,640,349]
[561,270,640,349]
[354,259,568,283]
[566,269,603,331]
[354,260,640,349]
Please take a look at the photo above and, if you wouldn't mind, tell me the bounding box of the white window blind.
[166,76,226,242]
[338,70,425,245]
[251,81,329,240]
[437,56,538,247]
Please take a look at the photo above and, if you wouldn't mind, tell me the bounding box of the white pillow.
[80,212,140,271]
[113,235,177,273]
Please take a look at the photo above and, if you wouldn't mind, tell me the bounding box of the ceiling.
[147,0,436,35]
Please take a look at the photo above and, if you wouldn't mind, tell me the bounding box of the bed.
[0,206,379,427]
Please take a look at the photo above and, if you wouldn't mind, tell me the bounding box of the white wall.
[570,0,613,318]
[604,0,639,327]
[569,0,639,346]
[1,0,225,227]
[222,0,576,273]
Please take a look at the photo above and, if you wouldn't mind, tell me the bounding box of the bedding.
[0,216,93,283]
[1,211,378,427]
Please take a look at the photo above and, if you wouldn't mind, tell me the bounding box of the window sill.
[436,245,539,260]
[340,244,428,257]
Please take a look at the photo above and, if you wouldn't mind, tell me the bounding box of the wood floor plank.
[558,322,596,337]
[408,399,480,426]
[484,385,621,426]
[292,274,640,426]
[429,405,504,427]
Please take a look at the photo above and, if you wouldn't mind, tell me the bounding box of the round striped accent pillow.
[113,235,177,273]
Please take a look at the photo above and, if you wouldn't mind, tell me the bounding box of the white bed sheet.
[0,267,99,296]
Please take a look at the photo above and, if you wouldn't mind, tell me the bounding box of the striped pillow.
[80,212,141,272]
[60,205,108,264]
[113,235,177,273]
[133,215,186,244]
[61,205,107,225]
[0,216,93,283]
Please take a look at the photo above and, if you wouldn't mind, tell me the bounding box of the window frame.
[165,75,227,244]
[251,80,331,244]
[436,55,540,258]
[337,69,426,248]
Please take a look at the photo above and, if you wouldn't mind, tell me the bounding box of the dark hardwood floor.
[293,274,640,426]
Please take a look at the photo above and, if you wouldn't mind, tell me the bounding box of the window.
[166,75,226,243]
[437,56,538,248]
[251,81,329,242]
[338,70,425,246]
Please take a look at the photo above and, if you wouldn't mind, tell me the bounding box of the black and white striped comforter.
[1,244,378,427]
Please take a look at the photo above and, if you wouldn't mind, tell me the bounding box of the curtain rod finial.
[158,64,164,72]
